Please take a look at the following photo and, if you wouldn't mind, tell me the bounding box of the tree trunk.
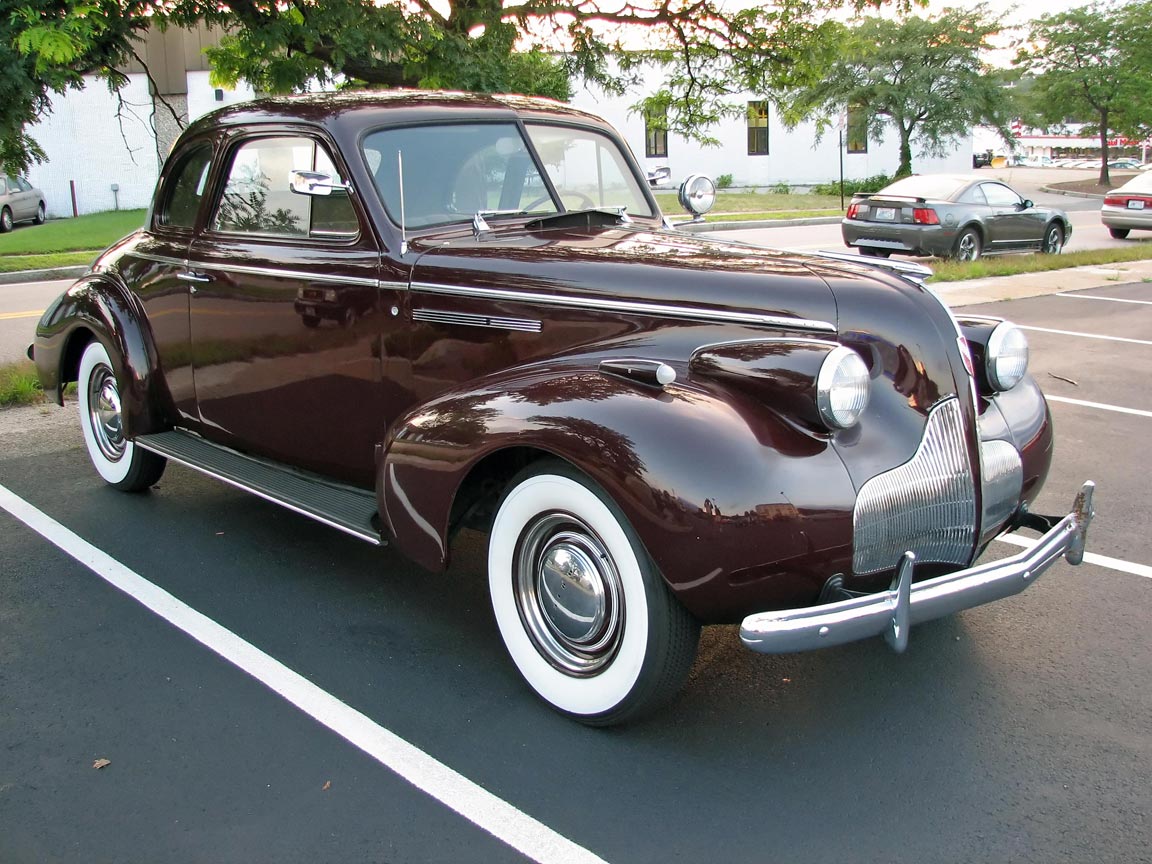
[897,128,913,177]
[1099,109,1111,187]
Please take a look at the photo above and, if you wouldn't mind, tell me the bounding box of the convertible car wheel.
[1040,223,1064,254]
[77,341,166,491]
[954,228,982,261]
[488,463,700,725]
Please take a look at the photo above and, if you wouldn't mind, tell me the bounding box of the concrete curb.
[0,265,88,286]
[675,216,841,233]
[1040,185,1107,200]
[931,258,1152,308]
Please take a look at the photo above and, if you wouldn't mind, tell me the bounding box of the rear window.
[1119,171,1152,193]
[877,175,969,201]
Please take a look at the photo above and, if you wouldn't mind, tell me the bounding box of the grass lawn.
[0,361,44,407]
[928,243,1152,282]
[654,190,844,215]
[0,209,145,256]
[0,251,97,273]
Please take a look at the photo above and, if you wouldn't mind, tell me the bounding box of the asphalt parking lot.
[2,285,1150,863]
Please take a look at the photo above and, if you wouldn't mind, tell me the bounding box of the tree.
[779,5,1015,177]
[3,0,917,175]
[1015,0,1152,187]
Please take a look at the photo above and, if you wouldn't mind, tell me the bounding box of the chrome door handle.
[177,271,212,283]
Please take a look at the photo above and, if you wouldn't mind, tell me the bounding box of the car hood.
[408,223,841,333]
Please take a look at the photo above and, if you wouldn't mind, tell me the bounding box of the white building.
[23,31,971,216]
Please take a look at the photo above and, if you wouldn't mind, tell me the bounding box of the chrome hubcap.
[514,513,624,675]
[1046,229,1060,252]
[88,363,126,461]
[958,234,977,260]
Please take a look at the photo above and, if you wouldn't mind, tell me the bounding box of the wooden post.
[69,180,78,218]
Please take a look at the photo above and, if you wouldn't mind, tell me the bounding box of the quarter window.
[747,102,769,155]
[160,146,213,229]
[213,136,358,239]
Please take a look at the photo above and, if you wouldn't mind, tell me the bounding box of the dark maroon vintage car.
[32,91,1094,725]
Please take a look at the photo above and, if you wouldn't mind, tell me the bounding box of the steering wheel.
[524,191,597,212]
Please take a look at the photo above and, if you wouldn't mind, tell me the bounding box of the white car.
[1101,171,1152,238]
[1,175,47,232]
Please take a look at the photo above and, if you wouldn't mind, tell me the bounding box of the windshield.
[524,124,654,218]
[361,121,653,228]
[362,123,557,228]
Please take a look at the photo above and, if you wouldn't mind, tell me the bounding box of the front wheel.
[953,228,982,261]
[1108,227,1130,239]
[34,202,46,225]
[488,463,699,725]
[78,341,166,492]
[1040,223,1064,254]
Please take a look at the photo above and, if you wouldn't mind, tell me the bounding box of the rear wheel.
[488,462,700,725]
[1108,227,1131,239]
[1040,223,1064,254]
[953,228,982,261]
[78,341,166,492]
[0,207,12,233]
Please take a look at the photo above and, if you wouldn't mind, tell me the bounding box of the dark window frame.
[644,106,669,159]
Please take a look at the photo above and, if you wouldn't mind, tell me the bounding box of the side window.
[981,183,1022,208]
[160,146,213,229]
[16,177,33,192]
[213,136,358,240]
[959,184,988,205]
[3,176,16,193]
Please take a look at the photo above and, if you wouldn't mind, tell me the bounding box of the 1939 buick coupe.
[31,92,1094,725]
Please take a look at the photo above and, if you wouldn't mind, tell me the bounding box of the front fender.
[34,274,171,436]
[382,368,859,623]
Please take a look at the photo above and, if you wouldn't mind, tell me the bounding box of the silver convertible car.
[842,174,1071,261]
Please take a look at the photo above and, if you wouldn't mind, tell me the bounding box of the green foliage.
[771,181,792,194]
[780,5,1014,176]
[1015,1,1152,186]
[811,173,892,196]
[0,361,44,407]
[715,174,734,189]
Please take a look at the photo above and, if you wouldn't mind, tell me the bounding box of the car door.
[14,177,36,219]
[186,130,388,487]
[980,182,1038,249]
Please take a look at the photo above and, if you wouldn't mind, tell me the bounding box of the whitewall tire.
[488,462,699,725]
[77,340,166,492]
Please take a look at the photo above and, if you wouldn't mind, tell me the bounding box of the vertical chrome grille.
[853,398,977,575]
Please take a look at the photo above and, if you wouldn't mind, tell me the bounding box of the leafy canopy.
[1014,0,1152,186]
[3,0,917,174]
[779,4,1013,176]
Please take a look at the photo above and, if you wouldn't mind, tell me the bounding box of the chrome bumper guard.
[740,481,1095,655]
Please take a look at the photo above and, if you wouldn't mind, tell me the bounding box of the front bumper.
[740,481,1095,654]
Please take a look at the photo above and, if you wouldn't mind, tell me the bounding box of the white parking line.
[0,483,608,864]
[1018,325,1152,346]
[1046,395,1152,418]
[997,533,1152,580]
[1054,294,1152,306]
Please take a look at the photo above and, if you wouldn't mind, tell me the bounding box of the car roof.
[184,89,611,138]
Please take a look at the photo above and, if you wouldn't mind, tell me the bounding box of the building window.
[846,105,868,154]
[644,106,668,158]
[747,101,769,155]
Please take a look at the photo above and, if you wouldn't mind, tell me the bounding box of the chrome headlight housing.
[816,346,870,429]
[985,322,1029,391]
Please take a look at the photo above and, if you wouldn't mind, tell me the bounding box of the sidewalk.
[931,258,1152,307]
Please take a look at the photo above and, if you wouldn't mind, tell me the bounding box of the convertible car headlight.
[816,346,870,429]
[986,322,1029,391]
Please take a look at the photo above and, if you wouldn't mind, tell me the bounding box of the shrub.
[770,181,792,194]
[716,173,734,189]
[811,173,893,197]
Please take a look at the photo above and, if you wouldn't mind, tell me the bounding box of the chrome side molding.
[740,481,1096,655]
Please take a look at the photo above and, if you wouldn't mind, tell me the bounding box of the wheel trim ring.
[87,363,126,462]
[513,512,625,676]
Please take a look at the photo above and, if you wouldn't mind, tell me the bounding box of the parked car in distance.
[972,150,993,168]
[31,92,1094,725]
[842,174,1072,261]
[1108,158,1142,170]
[1101,170,1152,238]
[1,174,46,232]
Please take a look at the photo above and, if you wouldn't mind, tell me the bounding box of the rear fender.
[381,367,858,623]
[34,274,171,436]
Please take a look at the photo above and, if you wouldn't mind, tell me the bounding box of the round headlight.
[678,174,717,216]
[986,322,1029,391]
[817,346,870,429]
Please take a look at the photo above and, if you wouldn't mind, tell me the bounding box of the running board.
[135,430,382,545]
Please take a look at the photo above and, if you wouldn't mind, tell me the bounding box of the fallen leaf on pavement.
[322,780,331,791]
[92,758,111,770]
